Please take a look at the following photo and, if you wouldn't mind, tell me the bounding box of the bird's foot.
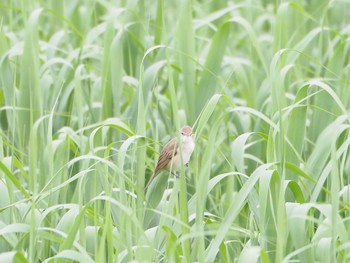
[185,163,189,167]
[172,171,180,178]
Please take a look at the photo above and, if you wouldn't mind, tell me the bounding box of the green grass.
[1,0,350,262]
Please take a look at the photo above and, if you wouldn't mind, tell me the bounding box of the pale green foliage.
[0,0,350,262]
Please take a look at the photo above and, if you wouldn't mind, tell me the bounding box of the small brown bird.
[145,125,195,190]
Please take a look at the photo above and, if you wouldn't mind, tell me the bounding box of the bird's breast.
[167,137,195,172]
[181,138,195,163]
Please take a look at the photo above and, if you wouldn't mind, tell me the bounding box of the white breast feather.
[181,136,195,164]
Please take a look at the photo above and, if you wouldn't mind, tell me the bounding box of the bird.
[145,125,195,191]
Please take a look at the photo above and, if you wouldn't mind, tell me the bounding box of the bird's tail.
[144,171,157,191]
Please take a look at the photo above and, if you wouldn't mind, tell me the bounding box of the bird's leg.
[172,171,180,178]
[185,163,189,167]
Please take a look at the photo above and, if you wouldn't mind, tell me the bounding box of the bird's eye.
[181,132,184,135]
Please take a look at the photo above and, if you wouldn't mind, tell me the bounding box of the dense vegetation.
[0,0,350,262]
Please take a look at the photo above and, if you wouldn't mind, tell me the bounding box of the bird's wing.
[145,137,178,191]
[153,137,177,175]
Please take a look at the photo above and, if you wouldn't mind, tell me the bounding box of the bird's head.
[180,125,193,137]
